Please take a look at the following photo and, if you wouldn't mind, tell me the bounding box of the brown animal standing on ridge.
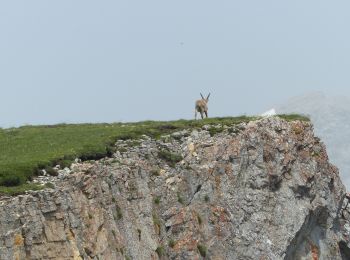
[195,93,210,119]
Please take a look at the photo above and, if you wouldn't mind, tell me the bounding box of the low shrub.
[154,196,161,205]
[0,176,21,187]
[197,244,207,257]
[156,246,165,257]
[169,239,176,248]
[158,150,183,167]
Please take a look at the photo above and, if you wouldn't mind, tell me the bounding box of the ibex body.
[195,93,210,119]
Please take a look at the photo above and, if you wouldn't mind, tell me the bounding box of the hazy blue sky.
[1,1,350,127]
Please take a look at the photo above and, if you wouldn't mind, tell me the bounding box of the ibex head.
[200,93,210,103]
[195,93,210,120]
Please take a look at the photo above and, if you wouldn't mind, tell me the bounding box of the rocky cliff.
[277,91,350,190]
[1,117,350,260]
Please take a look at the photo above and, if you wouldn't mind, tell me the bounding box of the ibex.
[195,93,210,119]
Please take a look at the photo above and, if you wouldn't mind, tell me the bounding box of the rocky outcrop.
[277,91,350,190]
[0,117,349,259]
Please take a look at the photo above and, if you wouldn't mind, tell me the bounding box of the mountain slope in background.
[277,92,350,190]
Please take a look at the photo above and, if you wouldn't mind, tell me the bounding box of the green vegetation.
[155,246,165,257]
[0,175,21,187]
[137,229,141,241]
[117,147,128,153]
[197,244,207,257]
[0,183,43,195]
[152,213,162,236]
[312,151,320,157]
[0,115,308,195]
[277,114,310,122]
[150,167,160,176]
[116,204,123,220]
[44,166,58,176]
[152,213,161,228]
[45,182,55,189]
[158,150,183,167]
[208,127,224,137]
[197,214,203,225]
[204,195,210,202]
[177,192,184,205]
[154,196,161,205]
[168,239,176,248]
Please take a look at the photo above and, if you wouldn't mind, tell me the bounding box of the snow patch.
[261,108,276,117]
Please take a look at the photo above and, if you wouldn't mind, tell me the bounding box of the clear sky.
[1,1,350,127]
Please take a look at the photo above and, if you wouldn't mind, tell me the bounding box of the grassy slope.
[0,115,308,195]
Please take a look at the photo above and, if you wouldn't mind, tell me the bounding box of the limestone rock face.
[0,117,349,259]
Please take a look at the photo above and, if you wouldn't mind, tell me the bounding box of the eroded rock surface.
[0,117,349,259]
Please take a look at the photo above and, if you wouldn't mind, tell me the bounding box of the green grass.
[116,204,123,220]
[0,183,44,195]
[277,114,310,122]
[158,150,183,167]
[150,167,160,176]
[0,115,308,195]
[177,192,185,205]
[168,239,176,248]
[208,127,224,137]
[197,244,207,257]
[45,182,55,189]
[155,246,165,257]
[154,196,161,205]
[152,213,161,228]
[197,214,203,225]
